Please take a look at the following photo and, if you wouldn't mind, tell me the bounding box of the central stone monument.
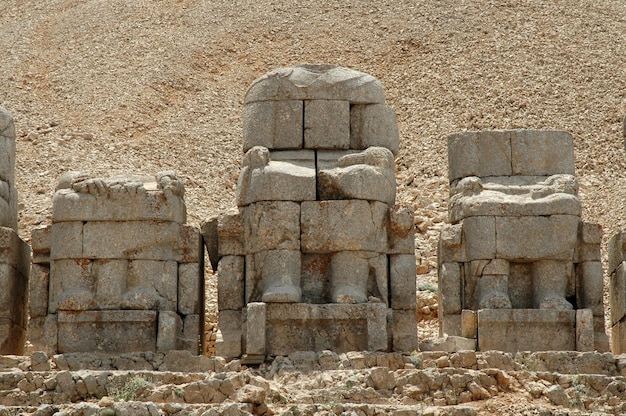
[204,65,418,361]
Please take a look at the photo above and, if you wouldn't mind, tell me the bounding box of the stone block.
[438,262,462,315]
[611,317,626,355]
[57,310,158,353]
[244,64,386,104]
[331,251,387,304]
[388,205,415,254]
[31,225,51,264]
[608,231,626,274]
[301,200,388,253]
[438,224,464,263]
[246,250,301,303]
[92,259,127,310]
[217,208,245,257]
[510,130,575,176]
[0,107,16,182]
[350,104,399,155]
[461,310,477,339]
[201,216,219,271]
[304,100,350,149]
[181,314,200,354]
[477,309,576,352]
[390,255,417,310]
[243,100,303,152]
[317,147,396,204]
[49,259,94,313]
[419,335,476,353]
[0,227,31,274]
[29,264,50,318]
[122,260,178,311]
[264,303,388,355]
[576,261,604,316]
[216,309,242,358]
[237,148,316,206]
[178,225,203,263]
[301,253,331,304]
[178,263,202,315]
[26,315,58,355]
[0,263,27,329]
[157,310,183,352]
[82,221,188,261]
[447,131,512,181]
[495,215,579,261]
[50,222,83,260]
[609,263,626,325]
[243,201,300,253]
[462,216,496,260]
[0,317,25,355]
[440,314,462,337]
[391,308,417,353]
[217,256,245,310]
[52,185,186,223]
[594,316,610,353]
[246,303,267,356]
[576,309,594,352]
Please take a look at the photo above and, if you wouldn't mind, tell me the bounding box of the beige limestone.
[242,100,303,152]
[304,99,350,149]
[242,201,300,253]
[217,256,245,311]
[350,103,400,155]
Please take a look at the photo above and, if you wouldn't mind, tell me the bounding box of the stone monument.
[203,64,418,362]
[0,107,31,354]
[29,171,203,354]
[439,130,608,352]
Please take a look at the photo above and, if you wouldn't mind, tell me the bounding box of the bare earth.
[1,0,625,414]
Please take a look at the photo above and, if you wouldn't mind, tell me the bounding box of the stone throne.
[29,172,203,354]
[204,65,418,362]
[438,130,608,352]
[0,107,31,354]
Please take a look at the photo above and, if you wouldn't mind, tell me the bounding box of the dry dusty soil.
[0,0,625,414]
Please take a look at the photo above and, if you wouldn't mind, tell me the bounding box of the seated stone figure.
[439,129,607,352]
[205,64,418,359]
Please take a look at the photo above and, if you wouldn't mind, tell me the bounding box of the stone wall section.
[28,171,203,355]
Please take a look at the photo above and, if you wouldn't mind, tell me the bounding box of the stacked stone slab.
[29,171,203,355]
[0,107,31,354]
[608,118,626,354]
[439,130,608,352]
[203,64,417,361]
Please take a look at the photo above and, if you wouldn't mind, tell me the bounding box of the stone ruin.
[0,107,31,354]
[438,130,608,352]
[28,171,204,354]
[203,64,418,362]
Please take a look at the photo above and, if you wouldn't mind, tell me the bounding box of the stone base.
[477,309,593,352]
[240,302,391,357]
[58,310,158,353]
[611,317,626,355]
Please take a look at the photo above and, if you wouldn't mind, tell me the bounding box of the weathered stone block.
[181,314,200,354]
[576,261,604,316]
[157,310,183,352]
[575,222,602,262]
[0,227,32,273]
[439,314,462,337]
[246,303,267,356]
[243,201,300,253]
[178,263,201,315]
[216,208,245,257]
[237,148,316,206]
[178,225,202,263]
[390,255,416,310]
[438,224,464,263]
[477,309,576,352]
[461,310,477,339]
[462,216,496,260]
[331,251,388,304]
[510,130,575,176]
[246,250,301,303]
[201,216,219,271]
[49,222,83,260]
[57,310,158,353]
[217,256,245,310]
[0,317,25,355]
[576,309,594,352]
[304,100,350,149]
[350,104,399,155]
[123,260,178,311]
[31,225,51,264]
[388,205,415,254]
[608,231,626,274]
[29,264,50,318]
[609,263,626,326]
[301,253,331,304]
[216,309,242,358]
[264,303,388,355]
[243,100,303,152]
[391,309,417,353]
[301,200,388,253]
[611,317,626,355]
[26,315,58,355]
[49,259,94,313]
[92,259,127,310]
[447,131,512,181]
[438,262,462,315]
[495,215,579,261]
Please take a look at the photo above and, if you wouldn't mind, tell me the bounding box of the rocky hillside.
[0,0,625,414]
